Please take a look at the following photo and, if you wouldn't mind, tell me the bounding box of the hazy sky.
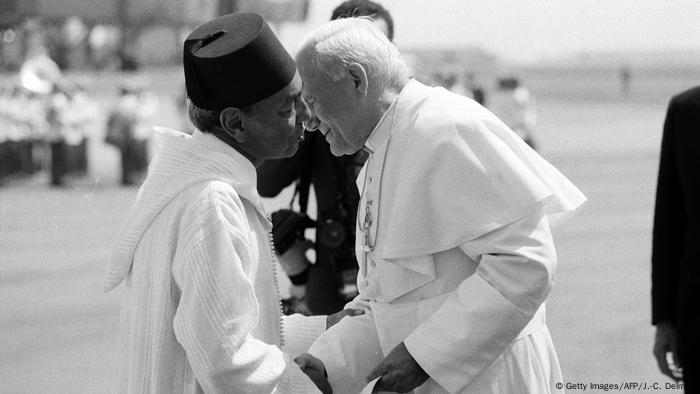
[279,0,700,63]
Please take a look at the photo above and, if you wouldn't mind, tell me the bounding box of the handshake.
[294,344,429,394]
[293,308,362,393]
[292,308,430,393]
[294,353,332,394]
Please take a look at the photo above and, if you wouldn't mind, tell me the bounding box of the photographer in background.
[258,0,395,315]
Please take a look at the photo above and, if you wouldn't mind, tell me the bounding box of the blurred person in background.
[436,70,458,91]
[489,75,538,150]
[104,13,362,393]
[445,72,487,106]
[105,79,158,185]
[294,18,585,393]
[46,82,98,186]
[15,18,123,186]
[0,84,47,183]
[652,86,700,393]
[257,0,395,316]
[18,40,98,186]
[463,72,486,106]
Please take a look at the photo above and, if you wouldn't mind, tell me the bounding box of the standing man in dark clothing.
[257,0,394,315]
[652,86,700,393]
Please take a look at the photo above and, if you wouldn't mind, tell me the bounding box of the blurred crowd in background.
[0,13,538,188]
[0,15,165,186]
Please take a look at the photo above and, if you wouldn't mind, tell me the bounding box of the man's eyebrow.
[300,83,312,100]
[301,92,314,102]
[280,91,301,111]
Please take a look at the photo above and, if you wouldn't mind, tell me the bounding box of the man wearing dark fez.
[104,13,350,393]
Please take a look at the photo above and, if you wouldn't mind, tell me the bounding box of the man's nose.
[296,98,311,124]
[303,114,321,132]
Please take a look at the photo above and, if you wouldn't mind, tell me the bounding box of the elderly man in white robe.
[103,13,355,394]
[294,18,586,393]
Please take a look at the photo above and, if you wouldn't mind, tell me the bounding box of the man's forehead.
[286,73,303,98]
[290,72,302,90]
[300,81,314,101]
[299,71,324,96]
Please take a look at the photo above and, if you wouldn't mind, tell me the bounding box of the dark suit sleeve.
[256,138,307,197]
[651,97,685,325]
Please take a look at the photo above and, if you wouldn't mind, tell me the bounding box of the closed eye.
[302,94,315,106]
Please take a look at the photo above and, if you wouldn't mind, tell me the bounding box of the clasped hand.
[295,308,363,393]
[366,342,429,393]
[295,353,332,394]
[296,341,428,394]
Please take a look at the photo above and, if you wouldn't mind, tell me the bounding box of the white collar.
[363,95,399,155]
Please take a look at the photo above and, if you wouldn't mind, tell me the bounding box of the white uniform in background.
[489,85,537,145]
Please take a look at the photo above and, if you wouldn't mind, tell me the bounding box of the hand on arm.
[295,353,332,394]
[366,342,429,393]
[326,308,364,329]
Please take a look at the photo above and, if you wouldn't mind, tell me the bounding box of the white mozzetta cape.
[309,80,585,393]
[372,81,584,260]
[104,128,325,393]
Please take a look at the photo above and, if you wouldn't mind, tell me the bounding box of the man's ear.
[347,63,368,96]
[220,107,247,143]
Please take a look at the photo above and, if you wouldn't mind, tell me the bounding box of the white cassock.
[308,80,586,393]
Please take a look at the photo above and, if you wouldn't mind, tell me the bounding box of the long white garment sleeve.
[171,188,321,394]
[310,210,561,394]
[282,314,328,358]
[403,211,557,393]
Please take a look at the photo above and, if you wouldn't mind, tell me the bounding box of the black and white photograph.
[1,1,698,393]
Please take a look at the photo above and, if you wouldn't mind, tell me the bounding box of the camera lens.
[318,219,346,248]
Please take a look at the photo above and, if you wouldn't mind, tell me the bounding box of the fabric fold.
[104,127,267,291]
[374,80,585,259]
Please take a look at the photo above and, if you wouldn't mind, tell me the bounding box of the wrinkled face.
[298,57,367,156]
[242,73,309,161]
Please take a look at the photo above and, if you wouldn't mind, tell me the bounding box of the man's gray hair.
[187,100,256,133]
[296,17,408,92]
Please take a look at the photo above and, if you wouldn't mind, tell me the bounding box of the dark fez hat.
[183,13,296,111]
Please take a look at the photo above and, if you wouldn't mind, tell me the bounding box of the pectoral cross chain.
[361,200,373,252]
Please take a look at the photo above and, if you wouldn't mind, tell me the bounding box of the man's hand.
[654,321,683,381]
[294,353,332,394]
[366,342,429,393]
[326,308,363,329]
[653,321,683,381]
